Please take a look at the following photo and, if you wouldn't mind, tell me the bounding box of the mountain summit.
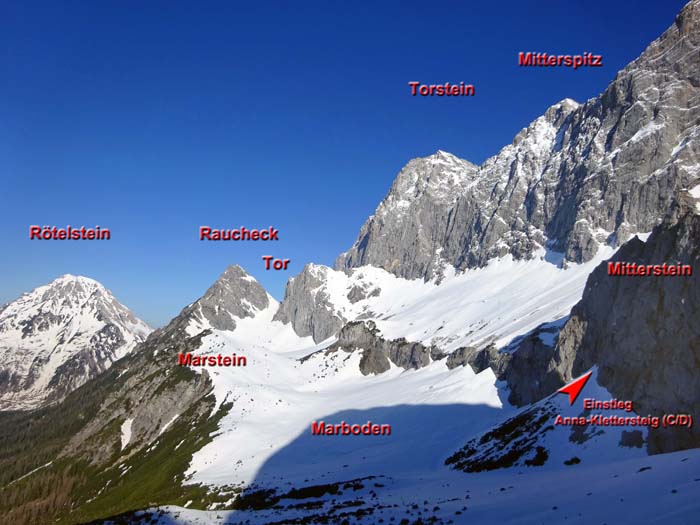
[335,151,479,279]
[336,2,700,280]
[0,275,151,410]
[176,265,271,333]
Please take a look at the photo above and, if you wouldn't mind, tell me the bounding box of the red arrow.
[557,371,593,406]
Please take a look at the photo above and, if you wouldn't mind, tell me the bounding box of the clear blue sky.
[1,0,688,326]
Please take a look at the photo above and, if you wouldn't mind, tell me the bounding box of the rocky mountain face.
[550,192,700,453]
[273,264,346,342]
[335,0,700,281]
[180,265,270,332]
[448,191,700,458]
[0,275,152,410]
[335,150,480,280]
[441,191,700,455]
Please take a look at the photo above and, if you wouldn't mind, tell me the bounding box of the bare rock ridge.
[311,318,565,408]
[335,0,700,281]
[444,323,563,407]
[0,275,152,410]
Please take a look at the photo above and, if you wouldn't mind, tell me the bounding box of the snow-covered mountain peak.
[202,265,269,312]
[428,149,476,167]
[303,262,332,279]
[55,273,96,283]
[0,276,152,410]
[556,97,579,108]
[1,274,149,335]
[504,98,580,160]
[36,273,102,299]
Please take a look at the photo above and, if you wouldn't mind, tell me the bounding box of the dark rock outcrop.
[319,321,443,375]
[551,194,700,452]
[446,323,565,407]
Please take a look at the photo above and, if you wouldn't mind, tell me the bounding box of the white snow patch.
[689,182,700,198]
[159,414,179,436]
[120,418,133,450]
[690,183,700,213]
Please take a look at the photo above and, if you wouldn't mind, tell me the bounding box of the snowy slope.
[177,288,502,487]
[186,334,502,489]
[125,448,700,525]
[172,250,642,493]
[118,356,700,525]
[285,243,619,353]
[0,274,152,410]
[446,368,651,474]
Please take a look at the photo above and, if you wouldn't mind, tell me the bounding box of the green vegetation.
[0,326,234,525]
[0,393,231,524]
[63,399,232,524]
[0,365,121,488]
